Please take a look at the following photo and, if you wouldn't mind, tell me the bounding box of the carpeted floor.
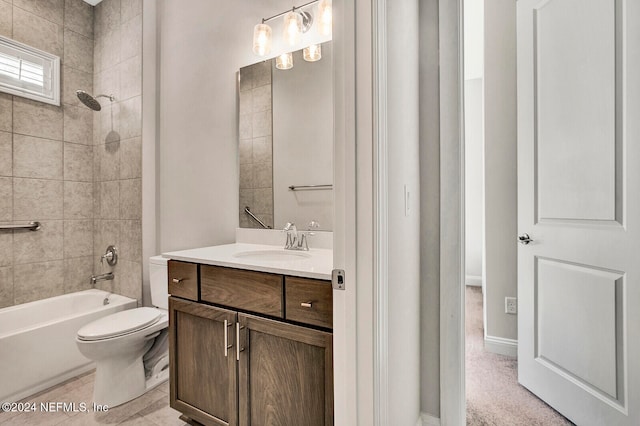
[465,286,574,426]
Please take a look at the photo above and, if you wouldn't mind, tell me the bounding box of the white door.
[517,0,640,424]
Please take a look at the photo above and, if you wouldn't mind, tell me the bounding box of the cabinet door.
[238,314,333,426]
[169,297,238,426]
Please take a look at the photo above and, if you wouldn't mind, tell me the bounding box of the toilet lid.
[77,308,162,341]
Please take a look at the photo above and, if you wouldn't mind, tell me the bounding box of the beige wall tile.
[13,98,63,140]
[239,66,252,92]
[252,61,271,88]
[119,219,141,262]
[239,90,252,116]
[63,219,93,258]
[13,260,64,304]
[93,219,118,256]
[100,28,121,71]
[95,68,120,104]
[97,180,119,219]
[119,137,141,179]
[0,1,11,38]
[64,142,93,181]
[120,14,141,61]
[119,178,141,219]
[252,85,271,112]
[0,131,11,176]
[252,161,272,188]
[63,256,93,293]
[0,233,11,267]
[239,139,252,165]
[117,96,141,139]
[0,177,11,221]
[63,104,93,144]
[96,141,120,180]
[64,181,93,219]
[239,189,254,212]
[117,259,141,302]
[0,93,12,132]
[13,178,63,220]
[239,164,253,189]
[64,0,93,39]
[13,135,63,179]
[62,66,93,107]
[13,219,63,263]
[13,0,63,25]
[119,55,141,100]
[0,266,12,308]
[64,29,94,74]
[252,109,272,138]
[12,6,63,57]
[94,0,120,40]
[239,114,252,139]
[253,187,273,215]
[252,136,272,164]
[121,0,141,23]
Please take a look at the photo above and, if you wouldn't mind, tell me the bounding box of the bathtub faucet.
[90,272,114,286]
[103,293,112,305]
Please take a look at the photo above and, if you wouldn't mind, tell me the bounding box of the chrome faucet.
[90,272,114,286]
[103,293,112,305]
[283,221,320,251]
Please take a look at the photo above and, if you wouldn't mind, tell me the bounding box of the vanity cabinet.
[168,260,333,426]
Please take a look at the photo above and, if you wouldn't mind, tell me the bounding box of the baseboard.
[418,412,441,426]
[484,335,518,357]
[465,275,482,287]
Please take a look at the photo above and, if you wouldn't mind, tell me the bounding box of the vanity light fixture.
[303,44,322,62]
[253,0,327,56]
[317,0,332,36]
[275,52,294,70]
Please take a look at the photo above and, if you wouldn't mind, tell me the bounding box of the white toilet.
[76,256,170,407]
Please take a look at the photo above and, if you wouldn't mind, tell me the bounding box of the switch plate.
[505,297,517,314]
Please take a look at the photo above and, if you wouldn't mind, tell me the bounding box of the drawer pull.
[172,278,183,284]
[301,301,313,308]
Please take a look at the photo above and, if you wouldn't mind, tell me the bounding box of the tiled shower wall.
[238,61,274,229]
[92,0,142,302]
[0,0,143,308]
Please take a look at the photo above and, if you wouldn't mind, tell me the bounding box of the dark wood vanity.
[167,260,334,426]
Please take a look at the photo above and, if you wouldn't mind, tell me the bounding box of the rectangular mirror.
[238,42,333,231]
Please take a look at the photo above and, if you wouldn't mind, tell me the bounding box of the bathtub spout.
[103,293,112,305]
[90,272,114,286]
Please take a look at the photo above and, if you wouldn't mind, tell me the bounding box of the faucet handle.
[307,220,320,230]
[283,222,295,232]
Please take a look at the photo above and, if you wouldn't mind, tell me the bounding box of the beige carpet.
[465,286,574,426]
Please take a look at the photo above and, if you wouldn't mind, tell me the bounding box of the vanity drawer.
[201,265,283,318]
[168,261,198,301]
[285,277,333,329]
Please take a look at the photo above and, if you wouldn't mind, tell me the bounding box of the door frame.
[439,0,467,424]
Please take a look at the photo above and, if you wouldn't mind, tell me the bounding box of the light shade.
[275,52,293,70]
[317,0,332,36]
[303,44,322,62]
[253,23,272,56]
[283,11,302,46]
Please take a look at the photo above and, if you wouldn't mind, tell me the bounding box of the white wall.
[156,0,330,252]
[464,78,483,285]
[483,0,517,343]
[272,46,333,231]
[387,0,421,424]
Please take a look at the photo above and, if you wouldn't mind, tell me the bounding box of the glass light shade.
[303,44,322,62]
[253,23,272,56]
[283,11,302,46]
[275,52,294,70]
[317,0,332,36]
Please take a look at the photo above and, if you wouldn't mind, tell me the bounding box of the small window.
[0,36,60,106]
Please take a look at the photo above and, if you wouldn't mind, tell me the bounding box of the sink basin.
[232,250,312,262]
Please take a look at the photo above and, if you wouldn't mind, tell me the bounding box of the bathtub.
[0,289,137,402]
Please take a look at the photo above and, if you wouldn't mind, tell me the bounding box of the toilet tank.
[149,256,169,310]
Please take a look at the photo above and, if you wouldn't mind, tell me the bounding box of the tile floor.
[0,371,186,425]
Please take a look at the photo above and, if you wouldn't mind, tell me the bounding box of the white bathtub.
[0,289,137,402]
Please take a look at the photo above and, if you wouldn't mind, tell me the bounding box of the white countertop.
[162,243,333,280]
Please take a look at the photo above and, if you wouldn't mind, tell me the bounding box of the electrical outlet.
[505,297,517,314]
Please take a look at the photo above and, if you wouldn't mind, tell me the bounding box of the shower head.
[76,90,114,111]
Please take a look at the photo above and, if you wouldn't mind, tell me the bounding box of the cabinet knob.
[301,301,313,308]
[172,278,183,284]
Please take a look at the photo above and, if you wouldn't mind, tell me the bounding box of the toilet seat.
[77,308,162,341]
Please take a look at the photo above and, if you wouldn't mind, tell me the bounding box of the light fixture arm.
[261,0,319,24]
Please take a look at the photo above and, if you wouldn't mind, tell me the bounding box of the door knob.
[518,233,533,245]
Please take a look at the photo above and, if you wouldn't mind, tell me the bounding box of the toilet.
[76,256,170,407]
